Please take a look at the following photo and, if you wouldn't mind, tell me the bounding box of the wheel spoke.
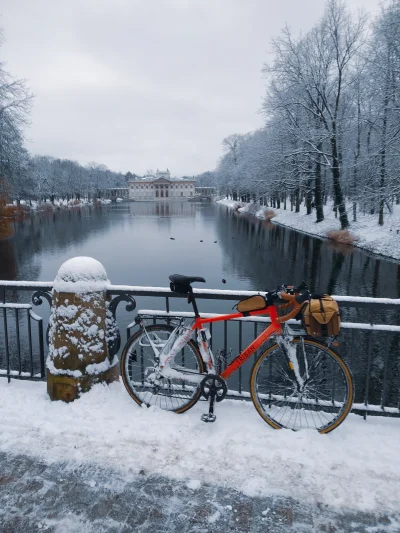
[252,340,353,432]
[121,326,203,412]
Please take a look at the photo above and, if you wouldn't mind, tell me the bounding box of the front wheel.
[250,339,354,433]
[120,324,205,413]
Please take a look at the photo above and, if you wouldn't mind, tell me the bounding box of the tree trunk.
[330,133,349,229]
[294,188,300,213]
[314,149,324,222]
[352,95,361,223]
[379,81,390,226]
[306,174,313,215]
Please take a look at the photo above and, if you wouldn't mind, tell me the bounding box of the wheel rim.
[123,328,202,411]
[254,341,352,431]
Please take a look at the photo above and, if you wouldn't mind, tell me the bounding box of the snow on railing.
[1,280,400,307]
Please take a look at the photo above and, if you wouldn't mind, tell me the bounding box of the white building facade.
[128,170,196,201]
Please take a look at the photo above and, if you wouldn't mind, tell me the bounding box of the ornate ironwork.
[108,294,136,318]
[32,290,52,308]
[106,295,136,358]
[31,291,53,348]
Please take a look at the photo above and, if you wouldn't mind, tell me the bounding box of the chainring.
[200,375,228,402]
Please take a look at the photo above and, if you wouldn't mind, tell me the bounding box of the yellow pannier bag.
[302,295,340,337]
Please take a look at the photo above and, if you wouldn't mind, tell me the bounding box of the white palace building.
[128,169,196,201]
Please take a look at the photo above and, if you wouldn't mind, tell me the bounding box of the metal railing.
[0,302,45,382]
[1,280,399,418]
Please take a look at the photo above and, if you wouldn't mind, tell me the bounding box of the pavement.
[0,452,399,533]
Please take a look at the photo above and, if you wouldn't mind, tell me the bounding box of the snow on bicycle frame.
[154,275,285,384]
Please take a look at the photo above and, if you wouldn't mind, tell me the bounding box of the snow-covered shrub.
[238,202,260,215]
[263,209,277,221]
[327,230,358,245]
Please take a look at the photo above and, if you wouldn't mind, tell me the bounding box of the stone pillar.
[47,257,118,402]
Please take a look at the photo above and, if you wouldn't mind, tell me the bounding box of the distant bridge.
[103,188,129,201]
[194,187,217,200]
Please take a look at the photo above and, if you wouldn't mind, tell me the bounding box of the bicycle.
[120,275,354,433]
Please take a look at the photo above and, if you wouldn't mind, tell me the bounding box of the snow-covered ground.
[1,379,399,516]
[8,198,115,210]
[217,198,400,261]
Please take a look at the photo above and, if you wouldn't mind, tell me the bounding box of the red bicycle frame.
[190,305,282,379]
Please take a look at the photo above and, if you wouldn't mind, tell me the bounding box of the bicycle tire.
[250,338,354,433]
[120,324,205,413]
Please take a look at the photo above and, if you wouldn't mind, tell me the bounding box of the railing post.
[2,307,10,383]
[47,257,118,402]
[364,310,375,420]
[38,319,45,379]
[380,335,391,411]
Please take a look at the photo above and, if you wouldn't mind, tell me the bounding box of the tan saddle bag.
[302,295,340,337]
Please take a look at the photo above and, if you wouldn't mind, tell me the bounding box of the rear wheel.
[120,324,205,413]
[250,338,354,433]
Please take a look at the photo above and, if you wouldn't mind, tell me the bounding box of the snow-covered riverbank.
[217,198,400,261]
[9,198,115,210]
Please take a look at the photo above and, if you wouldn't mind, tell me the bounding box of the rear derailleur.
[200,375,228,423]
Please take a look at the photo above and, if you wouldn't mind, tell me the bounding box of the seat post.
[188,287,200,318]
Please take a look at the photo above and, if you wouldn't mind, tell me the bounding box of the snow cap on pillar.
[54,256,110,293]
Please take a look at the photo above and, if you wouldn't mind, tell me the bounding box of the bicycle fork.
[277,336,308,392]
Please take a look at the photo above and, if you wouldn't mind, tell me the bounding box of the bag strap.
[319,298,326,321]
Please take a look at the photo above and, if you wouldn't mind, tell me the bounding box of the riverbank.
[8,198,116,211]
[217,198,400,261]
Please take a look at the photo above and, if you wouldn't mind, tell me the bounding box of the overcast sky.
[1,0,382,177]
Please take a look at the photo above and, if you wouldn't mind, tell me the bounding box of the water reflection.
[214,207,400,298]
[0,239,17,280]
[128,201,198,218]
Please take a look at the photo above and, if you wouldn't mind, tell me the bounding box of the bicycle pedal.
[201,413,217,423]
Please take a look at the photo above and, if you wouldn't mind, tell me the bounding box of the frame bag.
[302,295,340,337]
[235,295,267,314]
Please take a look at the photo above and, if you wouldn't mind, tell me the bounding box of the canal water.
[1,201,399,407]
[1,201,399,297]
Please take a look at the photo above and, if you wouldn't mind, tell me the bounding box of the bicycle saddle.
[169,274,206,285]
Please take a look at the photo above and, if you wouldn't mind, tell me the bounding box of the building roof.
[127,176,195,184]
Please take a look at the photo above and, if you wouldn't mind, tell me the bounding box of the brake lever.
[295,290,311,304]
[295,280,308,292]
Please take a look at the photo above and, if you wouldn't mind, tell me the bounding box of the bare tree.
[0,29,33,200]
